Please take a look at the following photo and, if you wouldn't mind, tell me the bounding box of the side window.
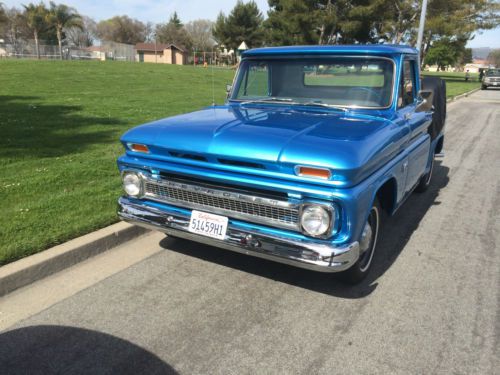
[398,59,416,108]
[237,62,269,98]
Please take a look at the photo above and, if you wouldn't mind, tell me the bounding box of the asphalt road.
[1,89,499,375]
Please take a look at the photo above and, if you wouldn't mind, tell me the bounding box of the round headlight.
[123,172,142,197]
[300,205,332,237]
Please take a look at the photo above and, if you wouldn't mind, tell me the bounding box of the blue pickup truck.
[117,45,446,283]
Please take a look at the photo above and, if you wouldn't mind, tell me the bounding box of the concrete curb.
[0,222,150,297]
[447,87,480,103]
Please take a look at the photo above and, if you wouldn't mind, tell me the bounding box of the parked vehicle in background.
[117,45,446,284]
[481,69,500,89]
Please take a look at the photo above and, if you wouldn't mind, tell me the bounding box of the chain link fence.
[0,40,135,61]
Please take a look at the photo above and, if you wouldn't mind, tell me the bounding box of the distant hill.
[472,47,491,59]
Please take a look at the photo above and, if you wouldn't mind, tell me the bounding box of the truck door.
[397,58,431,194]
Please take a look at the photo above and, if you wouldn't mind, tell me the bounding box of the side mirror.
[415,90,434,112]
[226,84,232,99]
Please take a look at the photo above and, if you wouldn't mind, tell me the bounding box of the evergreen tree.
[169,12,182,29]
[213,0,264,50]
[155,13,192,50]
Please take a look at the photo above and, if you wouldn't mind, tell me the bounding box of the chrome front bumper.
[118,197,360,272]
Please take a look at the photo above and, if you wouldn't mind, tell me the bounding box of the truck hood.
[121,104,406,187]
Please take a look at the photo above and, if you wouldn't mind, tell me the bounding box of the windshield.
[230,57,395,108]
[486,69,500,76]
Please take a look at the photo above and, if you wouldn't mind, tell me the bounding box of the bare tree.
[65,15,96,48]
[1,7,28,53]
[185,19,215,51]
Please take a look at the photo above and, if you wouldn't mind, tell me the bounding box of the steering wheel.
[347,87,383,104]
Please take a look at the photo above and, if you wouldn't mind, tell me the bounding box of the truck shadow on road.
[0,325,178,375]
[160,161,450,299]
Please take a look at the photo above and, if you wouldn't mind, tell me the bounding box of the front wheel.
[481,85,487,90]
[415,154,435,193]
[339,200,381,284]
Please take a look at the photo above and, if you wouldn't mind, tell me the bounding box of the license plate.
[188,210,228,240]
[494,82,499,86]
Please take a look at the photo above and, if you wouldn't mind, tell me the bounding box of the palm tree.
[0,3,6,24]
[48,1,82,59]
[23,3,48,59]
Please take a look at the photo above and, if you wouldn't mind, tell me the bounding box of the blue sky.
[2,0,270,23]
[3,0,499,48]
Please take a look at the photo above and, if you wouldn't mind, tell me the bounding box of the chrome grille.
[143,178,300,230]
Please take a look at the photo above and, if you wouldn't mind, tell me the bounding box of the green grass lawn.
[422,71,481,98]
[0,61,481,265]
[0,60,234,265]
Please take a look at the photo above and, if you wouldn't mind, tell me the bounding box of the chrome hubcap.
[359,221,373,254]
[358,207,379,273]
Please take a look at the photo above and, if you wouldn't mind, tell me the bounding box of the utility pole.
[154,34,157,63]
[416,0,428,53]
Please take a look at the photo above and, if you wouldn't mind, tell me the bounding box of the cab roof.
[242,44,418,58]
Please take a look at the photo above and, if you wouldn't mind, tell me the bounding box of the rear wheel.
[339,200,381,284]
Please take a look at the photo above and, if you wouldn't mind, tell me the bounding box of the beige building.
[84,46,106,61]
[135,43,187,65]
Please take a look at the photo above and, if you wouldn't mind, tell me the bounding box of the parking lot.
[1,89,499,374]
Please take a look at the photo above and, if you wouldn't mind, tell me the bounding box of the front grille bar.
[142,177,300,230]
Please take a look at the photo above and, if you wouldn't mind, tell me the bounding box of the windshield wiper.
[237,97,295,105]
[299,101,348,112]
[235,98,348,112]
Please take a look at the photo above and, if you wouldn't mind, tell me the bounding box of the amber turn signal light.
[128,143,150,153]
[296,166,331,180]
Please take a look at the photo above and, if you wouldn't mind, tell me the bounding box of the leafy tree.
[47,1,82,59]
[425,36,473,70]
[265,0,324,45]
[458,48,473,66]
[487,49,500,66]
[213,0,264,50]
[420,0,500,64]
[22,2,49,59]
[265,0,380,45]
[155,13,192,50]
[264,0,499,52]
[96,15,149,44]
[349,0,419,44]
[185,19,215,51]
[425,38,461,70]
